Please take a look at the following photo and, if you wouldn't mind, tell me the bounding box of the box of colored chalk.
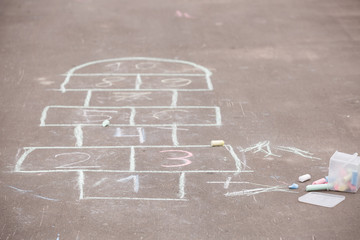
[328,151,360,193]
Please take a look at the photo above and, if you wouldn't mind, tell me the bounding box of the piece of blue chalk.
[351,172,358,186]
[289,183,299,189]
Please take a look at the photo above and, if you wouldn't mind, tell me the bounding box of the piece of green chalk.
[102,119,110,127]
[306,183,330,192]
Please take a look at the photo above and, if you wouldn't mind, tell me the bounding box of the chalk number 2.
[160,150,193,168]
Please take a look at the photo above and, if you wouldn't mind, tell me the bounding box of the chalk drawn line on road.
[52,88,213,92]
[207,181,297,196]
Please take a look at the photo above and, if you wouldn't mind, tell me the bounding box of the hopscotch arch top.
[60,57,213,92]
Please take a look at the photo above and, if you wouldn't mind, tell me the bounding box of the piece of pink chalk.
[312,178,327,185]
[183,13,193,19]
[175,10,182,17]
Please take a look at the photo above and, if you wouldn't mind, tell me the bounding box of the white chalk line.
[155,126,189,131]
[84,90,92,107]
[14,148,35,172]
[224,186,296,197]
[62,73,205,77]
[55,166,101,169]
[178,172,185,198]
[53,88,213,92]
[60,57,213,92]
[275,146,321,160]
[93,178,108,187]
[39,106,50,126]
[207,181,297,197]
[129,107,136,126]
[239,102,245,117]
[205,74,213,90]
[172,124,179,146]
[224,145,243,174]
[42,123,221,127]
[43,105,219,109]
[74,125,83,147]
[215,107,222,125]
[129,146,135,171]
[171,90,178,107]
[224,177,232,189]
[135,74,142,90]
[15,170,254,174]
[8,185,32,193]
[78,171,84,200]
[8,186,59,201]
[137,127,145,143]
[23,145,211,149]
[207,181,282,188]
[83,197,188,201]
[236,146,249,170]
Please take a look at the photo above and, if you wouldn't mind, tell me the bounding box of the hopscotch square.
[16,148,131,172]
[134,107,221,126]
[139,76,210,90]
[61,75,137,90]
[176,126,225,146]
[177,92,216,106]
[82,127,174,146]
[90,91,174,106]
[41,107,131,126]
[134,146,244,173]
[83,172,183,200]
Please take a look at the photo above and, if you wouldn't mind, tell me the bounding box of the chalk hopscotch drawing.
[14,57,257,201]
[15,58,317,201]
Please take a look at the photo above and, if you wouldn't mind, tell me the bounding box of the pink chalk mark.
[183,13,193,19]
[175,10,182,17]
[160,150,193,168]
[175,10,194,19]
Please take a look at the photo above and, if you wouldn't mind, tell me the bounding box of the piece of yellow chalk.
[343,173,352,183]
[211,140,225,147]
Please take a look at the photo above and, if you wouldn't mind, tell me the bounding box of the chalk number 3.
[160,150,193,168]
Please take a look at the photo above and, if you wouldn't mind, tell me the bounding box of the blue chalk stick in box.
[351,171,358,186]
